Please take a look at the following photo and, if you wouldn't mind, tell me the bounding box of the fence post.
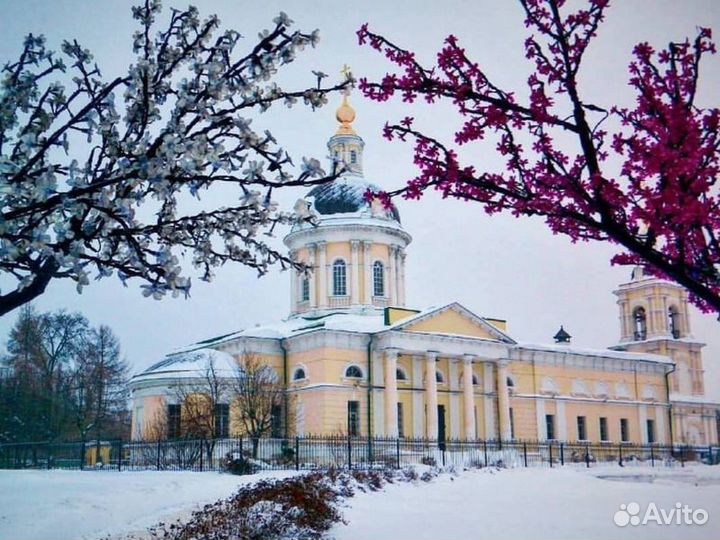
[117,440,123,471]
[295,437,300,471]
[618,443,623,467]
[585,443,590,468]
[47,443,52,470]
[199,439,204,472]
[347,435,352,470]
[156,440,161,470]
[483,440,488,467]
[680,445,685,467]
[79,441,85,471]
[650,444,655,467]
[560,442,564,466]
[523,442,528,467]
[549,443,553,468]
[442,446,446,467]
[396,438,401,469]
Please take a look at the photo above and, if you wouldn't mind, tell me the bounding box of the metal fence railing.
[0,436,717,472]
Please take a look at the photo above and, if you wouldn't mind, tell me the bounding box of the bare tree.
[231,351,289,458]
[169,353,230,465]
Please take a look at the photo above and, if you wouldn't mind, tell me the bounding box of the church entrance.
[438,405,446,450]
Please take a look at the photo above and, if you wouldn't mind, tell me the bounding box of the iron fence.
[0,436,717,472]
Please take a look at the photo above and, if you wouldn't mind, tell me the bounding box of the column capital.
[384,348,400,361]
[496,359,510,369]
[426,351,439,362]
[351,240,361,251]
[307,242,317,252]
[317,241,327,252]
[463,354,476,365]
[363,240,373,250]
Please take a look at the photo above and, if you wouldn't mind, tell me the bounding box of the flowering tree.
[358,0,720,314]
[0,0,350,316]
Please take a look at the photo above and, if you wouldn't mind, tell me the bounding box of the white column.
[384,349,399,437]
[308,244,317,308]
[388,246,397,306]
[412,355,424,437]
[363,241,373,305]
[351,240,360,306]
[449,359,460,439]
[289,268,297,315]
[398,250,406,307]
[373,350,385,436]
[426,352,438,439]
[497,361,512,440]
[484,363,495,439]
[463,356,476,440]
[318,241,327,307]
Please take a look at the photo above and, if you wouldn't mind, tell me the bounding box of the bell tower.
[613,267,717,445]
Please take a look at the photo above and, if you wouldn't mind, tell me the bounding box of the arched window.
[472,375,479,386]
[633,306,647,340]
[506,376,515,388]
[668,306,680,338]
[345,365,363,379]
[436,370,445,384]
[293,367,307,381]
[333,260,347,296]
[301,277,310,302]
[373,261,385,297]
[396,367,408,381]
[350,150,357,164]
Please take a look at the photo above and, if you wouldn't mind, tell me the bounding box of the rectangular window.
[301,277,309,302]
[271,404,283,438]
[545,414,555,440]
[348,401,360,437]
[577,416,587,441]
[397,402,404,438]
[599,417,608,442]
[214,403,229,438]
[509,407,515,439]
[333,262,347,296]
[620,418,630,442]
[646,419,656,444]
[168,404,182,439]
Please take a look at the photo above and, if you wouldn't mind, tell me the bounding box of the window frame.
[372,260,385,297]
[577,415,587,441]
[344,365,363,380]
[332,259,347,296]
[214,403,230,438]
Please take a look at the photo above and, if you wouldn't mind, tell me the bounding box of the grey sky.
[0,0,718,398]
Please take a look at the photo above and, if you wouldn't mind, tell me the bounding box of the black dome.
[307,178,400,222]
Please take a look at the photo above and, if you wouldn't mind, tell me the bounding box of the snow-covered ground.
[2,465,719,540]
[333,464,720,540]
[0,469,296,540]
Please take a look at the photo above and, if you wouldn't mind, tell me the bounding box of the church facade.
[129,98,719,447]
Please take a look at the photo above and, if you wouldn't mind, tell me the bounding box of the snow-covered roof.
[131,348,239,383]
[306,175,400,222]
[515,342,674,364]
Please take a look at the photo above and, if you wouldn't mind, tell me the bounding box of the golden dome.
[335,95,356,135]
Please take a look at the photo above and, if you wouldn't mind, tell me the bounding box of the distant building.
[129,97,718,446]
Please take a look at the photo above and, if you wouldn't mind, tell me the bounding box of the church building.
[129,97,719,447]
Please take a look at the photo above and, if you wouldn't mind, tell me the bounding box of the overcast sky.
[0,0,718,398]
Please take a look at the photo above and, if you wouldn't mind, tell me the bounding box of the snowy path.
[0,469,295,540]
[332,465,720,540]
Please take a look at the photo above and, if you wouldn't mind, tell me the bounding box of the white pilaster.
[536,398,546,440]
[426,352,438,439]
[463,356,476,440]
[363,241,372,305]
[373,351,384,436]
[638,404,648,444]
[655,405,667,444]
[308,243,317,308]
[384,349,399,437]
[351,240,360,307]
[484,363,495,439]
[398,250,406,306]
[556,400,567,441]
[318,241,327,307]
[388,245,397,306]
